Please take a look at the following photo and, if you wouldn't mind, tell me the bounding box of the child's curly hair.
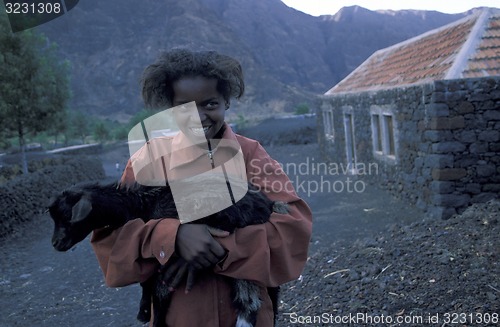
[141,49,245,108]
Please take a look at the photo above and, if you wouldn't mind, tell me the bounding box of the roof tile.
[326,8,500,95]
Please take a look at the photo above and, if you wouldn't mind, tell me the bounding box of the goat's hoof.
[136,309,151,323]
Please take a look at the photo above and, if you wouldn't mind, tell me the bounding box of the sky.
[281,0,500,16]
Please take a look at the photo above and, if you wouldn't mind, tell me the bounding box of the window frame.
[322,108,335,142]
[370,107,397,161]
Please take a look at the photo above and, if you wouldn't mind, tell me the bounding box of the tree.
[94,121,110,142]
[113,125,129,141]
[294,103,310,115]
[47,108,69,147]
[0,14,70,173]
[70,111,90,144]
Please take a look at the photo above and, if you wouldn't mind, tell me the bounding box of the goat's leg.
[152,291,168,327]
[230,278,261,327]
[152,261,185,327]
[137,277,155,323]
[151,267,170,327]
[267,286,280,326]
[152,281,175,327]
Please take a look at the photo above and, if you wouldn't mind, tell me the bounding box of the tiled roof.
[325,8,500,95]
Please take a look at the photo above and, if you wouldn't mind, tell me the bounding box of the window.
[384,115,395,156]
[371,114,382,153]
[322,109,334,142]
[371,111,397,159]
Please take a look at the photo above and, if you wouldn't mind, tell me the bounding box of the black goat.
[49,179,286,327]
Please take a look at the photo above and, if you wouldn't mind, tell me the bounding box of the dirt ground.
[0,123,498,326]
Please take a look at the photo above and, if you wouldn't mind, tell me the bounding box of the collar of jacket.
[168,122,241,170]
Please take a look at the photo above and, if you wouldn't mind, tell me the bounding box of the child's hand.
[207,226,230,237]
[175,224,226,270]
[161,257,196,294]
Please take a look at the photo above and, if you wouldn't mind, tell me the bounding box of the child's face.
[172,76,226,142]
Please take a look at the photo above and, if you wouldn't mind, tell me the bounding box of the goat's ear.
[71,196,93,223]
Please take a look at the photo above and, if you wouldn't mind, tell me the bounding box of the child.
[91,48,312,327]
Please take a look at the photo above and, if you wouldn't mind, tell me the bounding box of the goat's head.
[48,187,94,252]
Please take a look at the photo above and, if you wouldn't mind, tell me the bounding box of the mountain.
[38,0,469,121]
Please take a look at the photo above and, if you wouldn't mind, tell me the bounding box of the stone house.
[318,8,499,219]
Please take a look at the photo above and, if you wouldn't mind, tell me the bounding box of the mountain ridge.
[38,0,471,120]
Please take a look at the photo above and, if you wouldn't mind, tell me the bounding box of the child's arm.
[90,158,228,288]
[214,142,313,286]
[91,216,180,287]
[90,159,181,287]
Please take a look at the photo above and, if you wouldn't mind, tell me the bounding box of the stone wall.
[426,77,500,218]
[318,76,499,219]
[0,156,106,238]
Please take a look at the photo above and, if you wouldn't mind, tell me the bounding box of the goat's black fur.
[49,180,286,327]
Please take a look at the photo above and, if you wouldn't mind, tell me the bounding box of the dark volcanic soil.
[277,199,499,327]
[0,121,498,326]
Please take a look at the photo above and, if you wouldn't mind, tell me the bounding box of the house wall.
[318,76,499,219]
[428,77,500,218]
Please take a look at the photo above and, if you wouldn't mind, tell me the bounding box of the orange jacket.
[91,125,312,326]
